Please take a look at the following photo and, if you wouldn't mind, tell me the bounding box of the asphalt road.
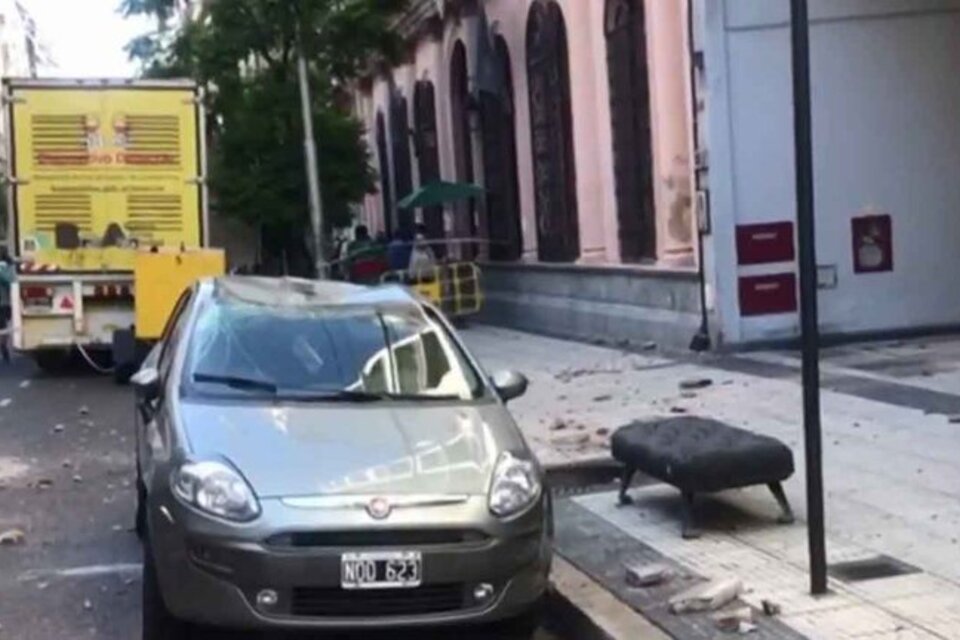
[0,359,562,640]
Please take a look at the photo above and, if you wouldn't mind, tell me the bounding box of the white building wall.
[703,0,960,345]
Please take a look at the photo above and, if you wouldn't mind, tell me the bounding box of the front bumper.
[149,493,552,630]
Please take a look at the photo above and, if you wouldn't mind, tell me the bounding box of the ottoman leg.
[618,467,636,506]
[681,492,702,539]
[768,482,795,524]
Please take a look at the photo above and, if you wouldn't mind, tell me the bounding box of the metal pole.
[297,45,326,279]
[789,0,828,596]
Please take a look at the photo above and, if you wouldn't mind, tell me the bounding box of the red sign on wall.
[736,222,796,265]
[739,273,798,316]
[852,214,893,274]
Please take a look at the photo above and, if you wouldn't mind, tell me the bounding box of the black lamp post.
[789,0,828,596]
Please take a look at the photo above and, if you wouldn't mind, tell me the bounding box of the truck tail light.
[21,286,54,306]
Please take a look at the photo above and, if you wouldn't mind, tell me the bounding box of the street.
[0,360,563,640]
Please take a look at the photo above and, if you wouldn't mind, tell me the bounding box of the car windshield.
[184,299,483,401]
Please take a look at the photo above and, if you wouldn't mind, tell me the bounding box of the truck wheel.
[112,328,137,385]
[32,350,70,374]
[142,541,193,640]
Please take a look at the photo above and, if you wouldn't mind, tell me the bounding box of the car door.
[136,287,194,489]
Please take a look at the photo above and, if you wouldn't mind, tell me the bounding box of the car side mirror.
[131,367,161,401]
[492,370,528,403]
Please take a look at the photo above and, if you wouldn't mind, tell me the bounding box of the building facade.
[697,0,960,347]
[354,0,702,348]
[358,0,960,350]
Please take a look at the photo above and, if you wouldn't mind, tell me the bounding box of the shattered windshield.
[183,299,482,401]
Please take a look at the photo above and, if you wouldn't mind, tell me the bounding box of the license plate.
[341,551,423,589]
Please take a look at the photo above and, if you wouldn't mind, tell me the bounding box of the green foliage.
[125,0,406,269]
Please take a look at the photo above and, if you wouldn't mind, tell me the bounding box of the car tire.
[498,601,545,639]
[134,476,147,541]
[142,541,192,640]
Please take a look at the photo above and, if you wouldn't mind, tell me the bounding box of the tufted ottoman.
[612,417,795,538]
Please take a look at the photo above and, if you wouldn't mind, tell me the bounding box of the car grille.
[290,584,466,617]
[266,529,488,548]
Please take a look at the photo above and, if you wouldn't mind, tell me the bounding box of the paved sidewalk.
[463,326,960,640]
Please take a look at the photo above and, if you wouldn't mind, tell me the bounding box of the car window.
[158,288,193,379]
[182,298,482,401]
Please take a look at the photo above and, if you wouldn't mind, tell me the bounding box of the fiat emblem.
[366,497,392,520]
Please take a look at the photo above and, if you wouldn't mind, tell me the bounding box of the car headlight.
[489,452,542,518]
[172,460,260,522]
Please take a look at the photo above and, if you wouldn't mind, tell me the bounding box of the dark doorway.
[449,40,477,259]
[390,92,414,236]
[413,80,446,256]
[606,0,656,262]
[375,111,393,237]
[479,36,523,261]
[527,0,579,263]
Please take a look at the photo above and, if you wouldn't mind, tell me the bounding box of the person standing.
[0,246,16,363]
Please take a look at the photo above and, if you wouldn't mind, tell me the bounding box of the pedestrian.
[387,226,414,272]
[408,224,437,280]
[0,246,16,363]
[346,225,387,284]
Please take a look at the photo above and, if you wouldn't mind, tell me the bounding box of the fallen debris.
[79,406,90,416]
[550,432,590,447]
[670,578,743,614]
[549,418,568,432]
[625,562,673,588]
[761,599,782,616]
[0,528,25,546]
[36,478,53,490]
[669,406,688,414]
[72,475,83,484]
[592,394,612,403]
[641,341,657,351]
[679,378,713,391]
[82,599,93,611]
[52,424,65,434]
[595,427,610,437]
[713,606,753,633]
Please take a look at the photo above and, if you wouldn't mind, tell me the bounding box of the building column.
[645,0,696,267]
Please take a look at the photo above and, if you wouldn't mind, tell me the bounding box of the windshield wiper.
[192,373,278,393]
[286,389,389,403]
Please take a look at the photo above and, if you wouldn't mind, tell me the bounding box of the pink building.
[353,0,704,349]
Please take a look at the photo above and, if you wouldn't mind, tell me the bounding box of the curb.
[547,557,672,640]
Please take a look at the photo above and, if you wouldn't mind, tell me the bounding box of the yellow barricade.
[381,263,483,318]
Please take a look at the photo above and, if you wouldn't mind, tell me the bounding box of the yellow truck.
[2,78,224,380]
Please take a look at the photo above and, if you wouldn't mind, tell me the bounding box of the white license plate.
[341,551,423,590]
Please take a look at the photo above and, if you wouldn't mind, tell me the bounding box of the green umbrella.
[396,180,485,210]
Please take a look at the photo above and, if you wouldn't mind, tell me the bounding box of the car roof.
[205,276,421,311]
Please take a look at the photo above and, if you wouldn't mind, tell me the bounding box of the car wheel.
[498,602,544,639]
[134,476,147,541]
[142,541,192,640]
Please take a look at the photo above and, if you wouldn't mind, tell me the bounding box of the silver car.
[133,277,551,639]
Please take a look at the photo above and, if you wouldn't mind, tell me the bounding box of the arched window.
[413,80,446,255]
[605,0,656,261]
[375,111,393,236]
[479,36,523,261]
[449,40,477,257]
[390,92,414,235]
[527,0,579,263]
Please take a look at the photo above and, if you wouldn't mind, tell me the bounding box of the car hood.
[177,400,525,499]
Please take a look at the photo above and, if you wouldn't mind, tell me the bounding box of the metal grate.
[124,114,181,166]
[126,194,183,233]
[290,584,465,617]
[34,193,93,232]
[828,556,920,583]
[266,529,488,549]
[31,114,88,165]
